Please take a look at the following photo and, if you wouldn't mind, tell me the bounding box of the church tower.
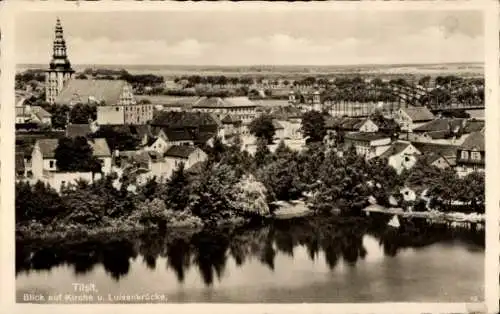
[45,18,74,104]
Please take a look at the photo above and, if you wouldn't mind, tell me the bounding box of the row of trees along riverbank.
[16,118,484,240]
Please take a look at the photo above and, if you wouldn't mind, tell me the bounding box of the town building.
[31,137,112,178]
[15,96,52,126]
[55,79,154,125]
[343,132,392,160]
[410,118,484,145]
[190,96,258,125]
[455,131,485,177]
[379,141,421,174]
[30,137,112,192]
[150,111,220,146]
[164,146,208,173]
[395,107,435,131]
[147,128,194,155]
[45,18,75,104]
[411,142,458,168]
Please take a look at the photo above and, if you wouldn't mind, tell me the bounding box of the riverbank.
[363,204,485,225]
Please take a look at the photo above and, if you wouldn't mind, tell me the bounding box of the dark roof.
[128,124,152,138]
[36,139,59,158]
[411,142,458,156]
[195,132,216,144]
[420,152,447,165]
[379,142,412,159]
[460,131,484,151]
[161,128,194,142]
[410,142,458,166]
[66,124,92,138]
[344,132,391,142]
[401,107,435,122]
[151,111,220,129]
[463,120,485,133]
[426,130,449,140]
[413,119,456,133]
[164,145,198,159]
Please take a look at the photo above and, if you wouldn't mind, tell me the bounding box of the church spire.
[49,17,72,71]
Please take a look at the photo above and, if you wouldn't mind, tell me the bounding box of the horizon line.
[17,61,484,68]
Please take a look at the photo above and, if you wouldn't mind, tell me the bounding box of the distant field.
[18,63,484,80]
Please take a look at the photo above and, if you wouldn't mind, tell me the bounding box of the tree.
[69,103,97,124]
[301,110,326,143]
[254,137,271,167]
[16,181,65,223]
[54,136,102,173]
[91,126,140,151]
[249,114,276,144]
[164,163,190,212]
[50,105,70,129]
[229,174,270,217]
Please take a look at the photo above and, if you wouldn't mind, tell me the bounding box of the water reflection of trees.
[16,217,484,286]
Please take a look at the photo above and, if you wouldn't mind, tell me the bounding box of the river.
[16,217,484,303]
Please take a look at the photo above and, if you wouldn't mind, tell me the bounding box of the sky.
[15,10,484,66]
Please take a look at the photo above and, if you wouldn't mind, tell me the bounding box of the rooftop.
[344,132,391,142]
[164,145,199,159]
[55,79,130,106]
[193,96,257,108]
[66,124,92,138]
[151,111,220,129]
[401,107,435,122]
[460,131,484,151]
[379,141,414,159]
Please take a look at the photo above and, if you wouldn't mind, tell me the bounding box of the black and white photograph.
[9,2,490,308]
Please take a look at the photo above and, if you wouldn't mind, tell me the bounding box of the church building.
[45,18,75,104]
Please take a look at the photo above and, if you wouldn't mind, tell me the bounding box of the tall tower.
[45,18,74,104]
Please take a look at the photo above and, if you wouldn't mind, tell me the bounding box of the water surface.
[16,218,484,303]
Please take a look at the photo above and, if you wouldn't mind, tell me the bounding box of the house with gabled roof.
[378,141,421,174]
[31,137,112,179]
[395,107,435,131]
[15,95,52,127]
[410,142,458,167]
[410,118,480,145]
[456,131,485,177]
[147,127,195,155]
[418,152,451,170]
[30,137,112,192]
[164,145,208,175]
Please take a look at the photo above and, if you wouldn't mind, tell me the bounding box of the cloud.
[16,26,483,66]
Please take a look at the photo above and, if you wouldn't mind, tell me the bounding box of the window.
[116,107,119,112]
[461,150,469,160]
[471,151,481,161]
[49,160,55,168]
